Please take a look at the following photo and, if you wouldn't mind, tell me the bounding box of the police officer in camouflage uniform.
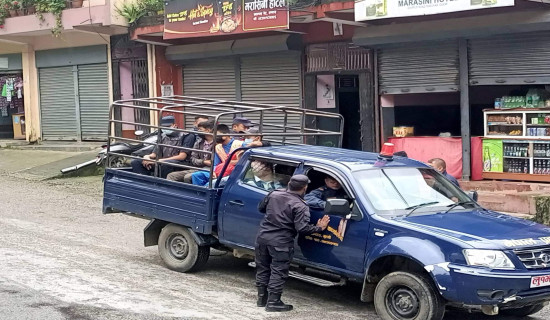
[255,174,330,312]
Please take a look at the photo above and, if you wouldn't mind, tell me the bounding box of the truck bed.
[102,168,218,234]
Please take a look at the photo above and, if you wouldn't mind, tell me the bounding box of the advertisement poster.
[482,139,503,172]
[355,0,515,21]
[164,0,289,40]
[316,75,336,109]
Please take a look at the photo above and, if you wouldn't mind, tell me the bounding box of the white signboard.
[355,0,515,21]
[316,75,336,109]
[161,84,174,97]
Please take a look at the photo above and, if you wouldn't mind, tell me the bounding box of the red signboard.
[164,0,289,40]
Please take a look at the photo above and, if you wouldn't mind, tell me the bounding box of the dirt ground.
[0,174,548,319]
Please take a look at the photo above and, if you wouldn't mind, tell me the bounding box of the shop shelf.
[526,124,550,127]
[482,172,550,183]
[487,124,523,126]
[503,156,529,159]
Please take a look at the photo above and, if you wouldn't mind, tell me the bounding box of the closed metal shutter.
[240,53,302,143]
[78,64,110,140]
[378,40,459,94]
[183,59,236,128]
[39,66,77,140]
[469,32,550,86]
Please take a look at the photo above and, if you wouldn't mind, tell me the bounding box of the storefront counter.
[388,136,483,181]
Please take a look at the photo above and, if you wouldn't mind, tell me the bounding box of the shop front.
[0,54,25,140]
[475,32,550,182]
[36,45,110,141]
[165,34,303,139]
[353,0,550,181]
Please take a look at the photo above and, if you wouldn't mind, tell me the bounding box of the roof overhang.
[354,9,550,46]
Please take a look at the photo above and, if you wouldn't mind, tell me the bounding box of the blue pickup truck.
[103,98,550,320]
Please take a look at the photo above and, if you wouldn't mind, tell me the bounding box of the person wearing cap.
[255,174,330,312]
[232,117,253,139]
[244,161,282,191]
[304,175,350,210]
[242,128,272,148]
[131,115,196,178]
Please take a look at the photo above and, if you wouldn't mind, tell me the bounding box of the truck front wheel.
[158,224,210,273]
[374,271,445,320]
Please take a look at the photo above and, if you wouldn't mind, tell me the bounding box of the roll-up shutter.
[378,40,459,95]
[39,66,77,140]
[78,64,110,140]
[469,32,550,86]
[183,59,237,128]
[240,52,302,143]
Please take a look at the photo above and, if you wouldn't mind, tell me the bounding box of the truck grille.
[515,247,550,270]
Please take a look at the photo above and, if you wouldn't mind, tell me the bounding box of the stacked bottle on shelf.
[533,144,550,158]
[533,143,550,174]
[504,159,529,174]
[503,144,529,157]
[534,160,550,175]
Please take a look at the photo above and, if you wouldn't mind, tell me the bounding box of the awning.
[165,34,302,64]
[353,9,550,47]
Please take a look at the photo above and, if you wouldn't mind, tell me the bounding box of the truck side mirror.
[324,199,351,217]
[468,190,479,202]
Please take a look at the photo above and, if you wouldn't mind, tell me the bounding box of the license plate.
[530,275,550,288]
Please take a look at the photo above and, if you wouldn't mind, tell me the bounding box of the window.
[354,167,475,216]
[239,158,296,192]
[304,168,353,210]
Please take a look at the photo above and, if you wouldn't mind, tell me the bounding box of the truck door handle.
[229,200,244,206]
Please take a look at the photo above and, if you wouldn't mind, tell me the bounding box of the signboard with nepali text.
[355,0,515,21]
[164,0,289,40]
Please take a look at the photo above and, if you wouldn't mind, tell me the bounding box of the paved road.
[0,175,548,320]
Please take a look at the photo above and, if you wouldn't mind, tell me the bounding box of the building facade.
[0,0,131,142]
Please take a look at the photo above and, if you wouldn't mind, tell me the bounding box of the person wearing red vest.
[191,124,243,186]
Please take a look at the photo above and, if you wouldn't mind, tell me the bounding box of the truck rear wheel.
[501,303,545,317]
[158,224,209,273]
[374,271,445,320]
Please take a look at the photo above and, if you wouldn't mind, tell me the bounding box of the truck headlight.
[463,249,515,270]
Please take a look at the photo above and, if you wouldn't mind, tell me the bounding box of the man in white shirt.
[245,161,282,191]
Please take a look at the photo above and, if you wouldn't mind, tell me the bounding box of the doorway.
[314,74,362,150]
[336,75,361,150]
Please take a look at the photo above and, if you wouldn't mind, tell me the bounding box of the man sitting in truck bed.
[208,129,275,188]
[166,120,215,183]
[131,115,196,178]
[191,124,243,186]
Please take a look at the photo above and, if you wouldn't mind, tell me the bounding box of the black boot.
[257,286,268,307]
[265,293,293,312]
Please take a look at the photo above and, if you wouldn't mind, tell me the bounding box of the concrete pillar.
[21,45,40,143]
[148,44,158,127]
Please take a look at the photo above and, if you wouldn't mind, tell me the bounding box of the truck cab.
[103,97,550,320]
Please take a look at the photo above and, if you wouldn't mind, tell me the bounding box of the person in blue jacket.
[304,175,350,209]
[428,158,460,188]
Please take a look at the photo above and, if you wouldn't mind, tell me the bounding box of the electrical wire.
[77,0,109,44]
[88,0,110,44]
[289,0,320,11]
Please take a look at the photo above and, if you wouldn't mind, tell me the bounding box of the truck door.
[293,166,369,274]
[219,156,300,248]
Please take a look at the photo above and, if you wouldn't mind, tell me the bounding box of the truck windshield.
[354,167,475,216]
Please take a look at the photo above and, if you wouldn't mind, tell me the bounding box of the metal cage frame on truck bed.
[107,95,344,188]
